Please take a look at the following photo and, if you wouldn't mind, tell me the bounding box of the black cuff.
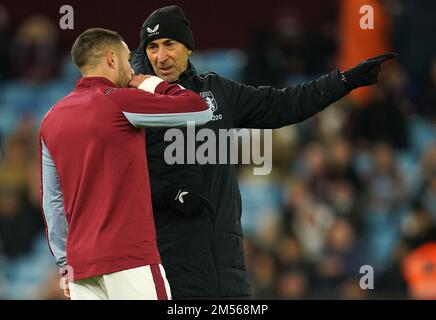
[339,71,355,91]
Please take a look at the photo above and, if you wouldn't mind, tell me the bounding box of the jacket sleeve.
[109,76,212,128]
[40,137,68,268]
[226,70,350,128]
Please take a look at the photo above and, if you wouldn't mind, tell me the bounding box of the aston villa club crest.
[200,91,218,113]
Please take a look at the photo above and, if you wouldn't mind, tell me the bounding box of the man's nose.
[156,47,169,63]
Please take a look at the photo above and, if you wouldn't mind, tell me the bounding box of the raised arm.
[108,75,212,128]
[229,53,398,129]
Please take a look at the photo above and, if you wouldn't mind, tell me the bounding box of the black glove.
[163,185,204,218]
[340,52,398,90]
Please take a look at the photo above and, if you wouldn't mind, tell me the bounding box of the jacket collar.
[75,77,116,89]
[176,61,203,92]
[177,61,197,83]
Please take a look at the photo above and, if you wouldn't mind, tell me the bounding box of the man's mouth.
[158,66,173,75]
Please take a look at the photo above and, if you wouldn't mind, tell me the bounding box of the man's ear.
[188,50,192,56]
[107,51,116,69]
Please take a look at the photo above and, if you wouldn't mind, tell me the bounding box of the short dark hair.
[71,28,124,70]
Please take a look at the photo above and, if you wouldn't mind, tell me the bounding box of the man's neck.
[82,69,116,86]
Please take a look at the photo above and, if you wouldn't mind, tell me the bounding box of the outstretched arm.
[230,53,398,129]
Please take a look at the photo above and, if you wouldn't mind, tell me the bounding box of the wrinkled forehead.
[146,38,181,46]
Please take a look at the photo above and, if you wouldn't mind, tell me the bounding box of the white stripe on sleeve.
[138,76,164,93]
[41,138,68,267]
[123,106,212,128]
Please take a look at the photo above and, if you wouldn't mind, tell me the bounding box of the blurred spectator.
[0,185,42,258]
[362,143,407,271]
[275,234,305,270]
[398,201,436,299]
[242,27,285,87]
[297,142,327,198]
[365,142,406,210]
[248,247,277,299]
[325,137,363,226]
[316,102,349,142]
[0,136,31,191]
[420,144,436,182]
[0,5,11,80]
[0,117,37,191]
[26,160,42,210]
[338,278,369,300]
[299,18,338,76]
[375,203,434,299]
[273,8,307,83]
[312,217,365,299]
[348,70,409,150]
[9,15,60,83]
[240,166,282,246]
[390,0,436,90]
[0,115,41,256]
[402,242,436,300]
[277,269,310,300]
[242,0,338,85]
[274,234,311,299]
[418,173,436,221]
[375,238,409,299]
[401,203,436,251]
[283,179,335,262]
[270,126,299,174]
[411,145,436,221]
[421,57,436,120]
[9,115,38,154]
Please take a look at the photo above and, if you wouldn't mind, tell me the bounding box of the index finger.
[64,288,71,299]
[372,52,399,64]
[62,276,71,299]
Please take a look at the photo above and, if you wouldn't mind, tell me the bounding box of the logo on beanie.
[147,24,159,35]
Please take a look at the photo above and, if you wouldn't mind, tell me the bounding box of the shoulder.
[39,107,53,134]
[196,72,239,90]
[103,87,149,104]
[39,94,68,129]
[196,71,219,81]
[197,72,234,84]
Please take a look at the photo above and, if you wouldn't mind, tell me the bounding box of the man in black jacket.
[131,5,396,299]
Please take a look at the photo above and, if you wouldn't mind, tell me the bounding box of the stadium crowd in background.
[0,0,435,299]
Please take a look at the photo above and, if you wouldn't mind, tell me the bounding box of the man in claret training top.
[39,27,211,300]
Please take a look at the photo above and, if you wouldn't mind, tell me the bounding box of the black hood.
[130,32,154,75]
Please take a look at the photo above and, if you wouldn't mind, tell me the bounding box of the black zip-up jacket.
[132,40,350,299]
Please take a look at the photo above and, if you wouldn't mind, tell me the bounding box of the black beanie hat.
[141,5,194,50]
